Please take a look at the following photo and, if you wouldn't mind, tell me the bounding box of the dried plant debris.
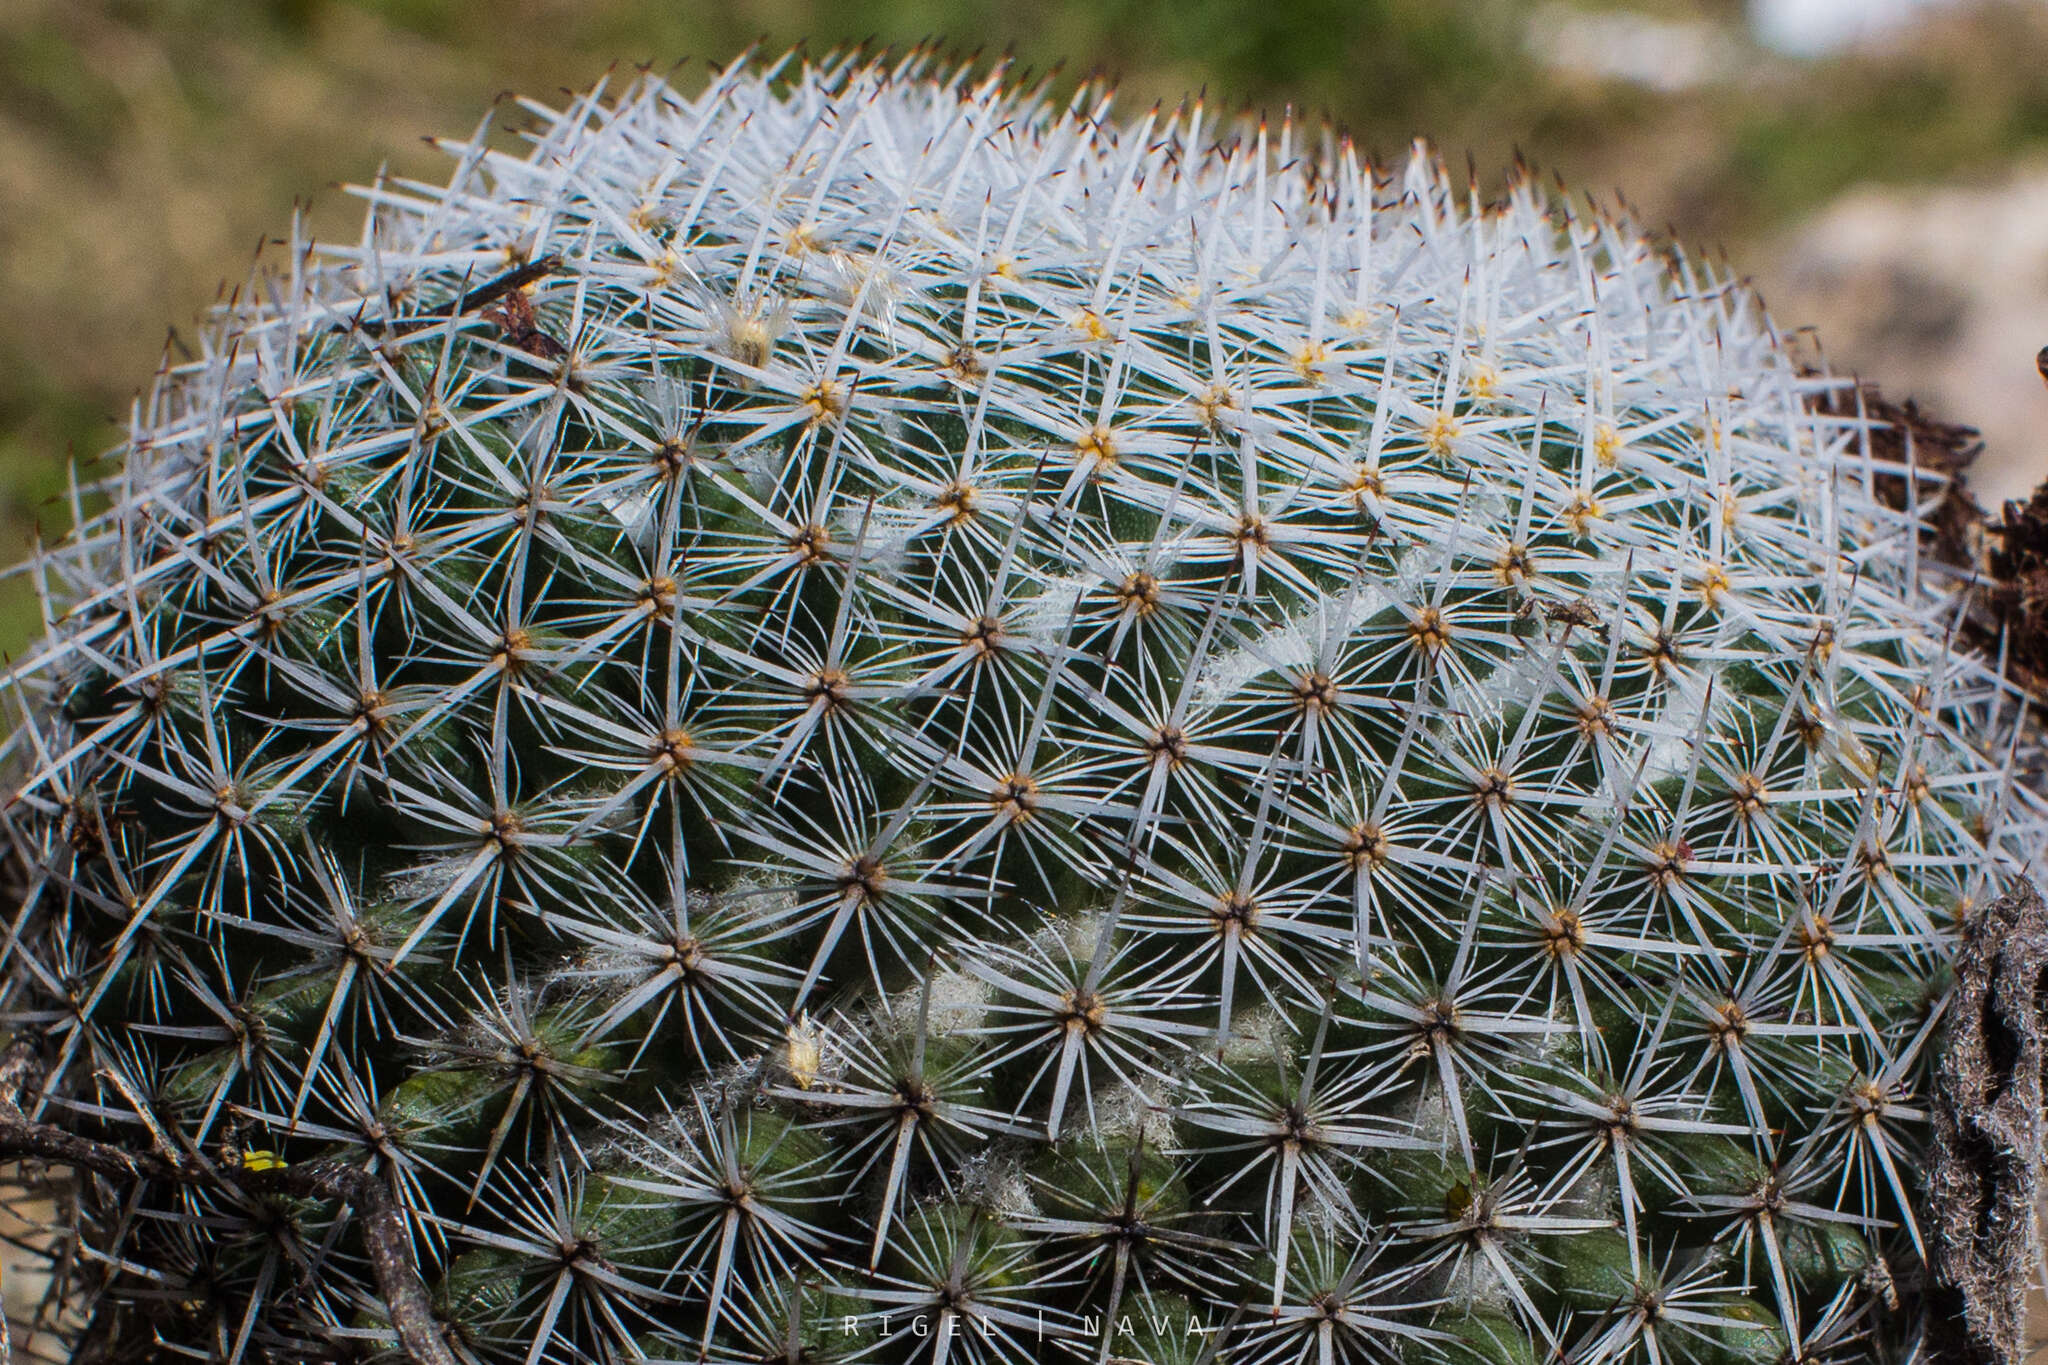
[1985,485,2048,697]
[1805,371,2048,713]
[1927,880,2048,1365]
[1804,374,1984,572]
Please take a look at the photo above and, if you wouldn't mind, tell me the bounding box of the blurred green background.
[6,0,2048,661]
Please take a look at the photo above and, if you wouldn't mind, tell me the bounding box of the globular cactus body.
[1,48,2042,1365]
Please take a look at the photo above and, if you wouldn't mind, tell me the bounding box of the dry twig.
[0,1038,457,1365]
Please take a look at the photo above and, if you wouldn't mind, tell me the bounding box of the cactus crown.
[2,47,2042,1365]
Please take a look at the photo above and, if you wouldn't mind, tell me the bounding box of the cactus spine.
[1,47,2042,1365]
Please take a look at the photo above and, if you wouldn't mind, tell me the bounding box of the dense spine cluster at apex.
[1,46,2043,1365]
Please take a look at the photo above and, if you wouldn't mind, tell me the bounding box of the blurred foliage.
[1,0,2046,658]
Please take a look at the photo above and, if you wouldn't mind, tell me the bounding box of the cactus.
[1,48,2043,1365]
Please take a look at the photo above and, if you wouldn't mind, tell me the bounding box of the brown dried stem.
[1927,880,2048,1365]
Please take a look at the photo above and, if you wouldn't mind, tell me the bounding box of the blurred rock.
[1526,5,1741,91]
[1766,164,2048,505]
[1751,0,1968,54]
[0,1177,60,1360]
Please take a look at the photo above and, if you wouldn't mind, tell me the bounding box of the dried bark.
[1927,881,2048,1365]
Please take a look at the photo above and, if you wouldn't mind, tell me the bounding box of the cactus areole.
[1,50,2043,1365]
